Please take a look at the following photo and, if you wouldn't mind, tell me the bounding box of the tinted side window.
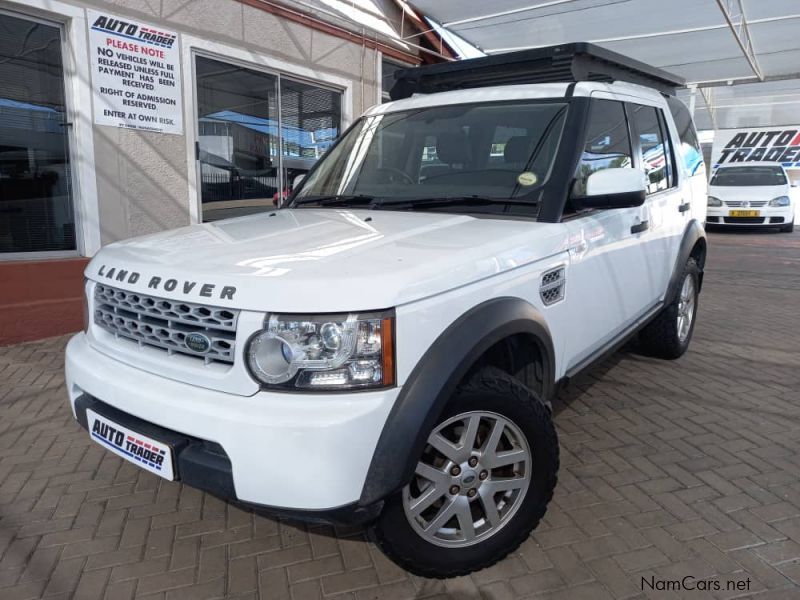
[629,104,669,194]
[657,110,676,187]
[574,99,632,196]
[666,96,703,175]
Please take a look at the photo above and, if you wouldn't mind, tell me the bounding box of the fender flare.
[665,219,707,302]
[359,297,555,506]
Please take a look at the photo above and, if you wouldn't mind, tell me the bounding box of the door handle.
[678,202,691,213]
[630,220,649,234]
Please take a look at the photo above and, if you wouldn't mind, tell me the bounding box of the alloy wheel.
[677,274,696,343]
[402,411,531,548]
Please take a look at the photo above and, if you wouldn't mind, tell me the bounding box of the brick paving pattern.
[1,228,799,599]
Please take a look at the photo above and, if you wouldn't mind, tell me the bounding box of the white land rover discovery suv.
[65,44,708,577]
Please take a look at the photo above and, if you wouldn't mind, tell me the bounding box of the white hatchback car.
[707,163,795,232]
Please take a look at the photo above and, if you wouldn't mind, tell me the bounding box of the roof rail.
[390,42,685,100]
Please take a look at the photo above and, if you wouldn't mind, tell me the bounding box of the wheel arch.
[359,297,555,506]
[666,219,707,301]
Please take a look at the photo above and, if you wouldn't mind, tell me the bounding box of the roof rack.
[390,42,685,100]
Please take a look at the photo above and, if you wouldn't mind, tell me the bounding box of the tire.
[369,366,558,578]
[780,220,794,233]
[638,258,700,360]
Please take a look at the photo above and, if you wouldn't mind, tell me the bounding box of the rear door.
[666,96,707,224]
[627,102,684,302]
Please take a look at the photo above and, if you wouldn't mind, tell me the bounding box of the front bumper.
[65,333,398,520]
[707,205,794,226]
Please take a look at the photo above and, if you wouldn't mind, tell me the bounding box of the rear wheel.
[638,258,700,359]
[369,367,558,578]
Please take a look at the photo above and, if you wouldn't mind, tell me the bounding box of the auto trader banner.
[711,126,800,170]
[88,10,183,134]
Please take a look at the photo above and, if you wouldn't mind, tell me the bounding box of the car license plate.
[729,210,760,217]
[86,409,175,480]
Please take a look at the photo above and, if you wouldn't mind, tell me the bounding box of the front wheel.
[780,220,794,233]
[369,367,558,578]
[638,258,700,359]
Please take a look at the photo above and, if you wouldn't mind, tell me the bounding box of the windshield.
[711,166,787,187]
[292,101,567,211]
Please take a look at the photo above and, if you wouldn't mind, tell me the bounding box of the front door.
[561,98,653,371]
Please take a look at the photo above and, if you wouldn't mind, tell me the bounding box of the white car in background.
[707,163,795,232]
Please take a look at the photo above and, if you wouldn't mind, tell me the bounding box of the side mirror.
[293,174,306,189]
[573,168,646,209]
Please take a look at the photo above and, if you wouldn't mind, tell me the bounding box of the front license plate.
[730,210,760,217]
[87,409,175,480]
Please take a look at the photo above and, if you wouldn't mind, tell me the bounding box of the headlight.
[769,196,790,207]
[246,311,395,390]
[707,196,723,207]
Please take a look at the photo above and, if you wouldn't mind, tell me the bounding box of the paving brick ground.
[1,228,799,600]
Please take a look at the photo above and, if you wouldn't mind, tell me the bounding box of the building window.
[0,12,75,255]
[195,56,342,221]
[381,59,410,103]
[195,56,279,222]
[280,78,341,195]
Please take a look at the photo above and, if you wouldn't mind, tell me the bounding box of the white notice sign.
[88,10,183,134]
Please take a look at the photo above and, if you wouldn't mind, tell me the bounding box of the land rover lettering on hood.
[95,264,237,300]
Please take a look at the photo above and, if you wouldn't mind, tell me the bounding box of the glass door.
[0,12,76,255]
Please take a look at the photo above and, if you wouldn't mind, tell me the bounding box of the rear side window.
[657,110,676,187]
[666,96,703,175]
[573,99,632,196]
[629,104,670,194]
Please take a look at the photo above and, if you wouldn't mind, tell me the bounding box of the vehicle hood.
[86,209,567,312]
[708,184,789,202]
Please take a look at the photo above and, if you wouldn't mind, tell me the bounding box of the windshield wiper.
[374,196,537,210]
[292,194,376,207]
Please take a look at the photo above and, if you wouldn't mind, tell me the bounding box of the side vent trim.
[539,266,566,306]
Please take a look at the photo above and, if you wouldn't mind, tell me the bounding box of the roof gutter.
[237,0,454,64]
[393,0,458,62]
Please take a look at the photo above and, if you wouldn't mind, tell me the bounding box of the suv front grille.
[93,284,239,364]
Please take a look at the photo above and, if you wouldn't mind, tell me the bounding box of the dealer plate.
[729,210,760,217]
[86,409,175,480]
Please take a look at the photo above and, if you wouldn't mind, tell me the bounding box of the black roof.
[390,42,685,100]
